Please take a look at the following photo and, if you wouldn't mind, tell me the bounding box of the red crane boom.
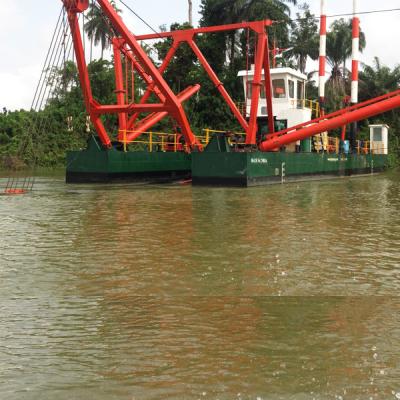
[260,89,400,151]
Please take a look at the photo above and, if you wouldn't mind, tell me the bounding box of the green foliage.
[200,0,296,72]
[359,58,400,163]
[154,23,199,94]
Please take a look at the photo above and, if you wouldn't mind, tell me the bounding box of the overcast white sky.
[0,0,399,110]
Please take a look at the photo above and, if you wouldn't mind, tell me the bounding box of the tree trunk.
[230,32,236,70]
[188,0,193,26]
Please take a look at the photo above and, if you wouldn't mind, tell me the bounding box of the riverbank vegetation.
[1,0,399,168]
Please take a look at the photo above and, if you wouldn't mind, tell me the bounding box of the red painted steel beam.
[113,38,127,141]
[246,32,266,144]
[263,33,275,136]
[62,0,89,12]
[121,47,166,103]
[135,20,273,41]
[96,86,197,119]
[187,39,249,132]
[259,92,400,151]
[96,104,172,114]
[126,84,201,142]
[128,40,181,128]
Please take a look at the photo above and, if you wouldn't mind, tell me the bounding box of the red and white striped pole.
[350,0,360,150]
[318,0,327,116]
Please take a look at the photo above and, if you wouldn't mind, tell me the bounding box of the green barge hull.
[191,135,388,186]
[191,151,387,186]
[66,136,388,185]
[66,137,191,183]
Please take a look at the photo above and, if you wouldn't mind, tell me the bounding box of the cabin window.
[288,80,295,98]
[246,80,266,99]
[272,79,286,98]
[260,81,266,99]
[373,127,382,141]
[246,80,252,98]
[297,81,305,100]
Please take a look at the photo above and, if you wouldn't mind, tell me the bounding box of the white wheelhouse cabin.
[238,67,313,128]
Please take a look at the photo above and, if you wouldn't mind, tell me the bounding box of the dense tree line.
[1,0,399,168]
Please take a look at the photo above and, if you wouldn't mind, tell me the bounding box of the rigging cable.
[24,12,74,153]
[282,7,400,24]
[19,7,73,163]
[30,8,63,110]
[35,27,75,139]
[32,10,66,110]
[116,0,163,39]
[115,0,164,59]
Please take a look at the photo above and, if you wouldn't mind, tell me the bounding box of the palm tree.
[358,58,400,138]
[200,0,297,70]
[359,57,400,100]
[288,4,319,73]
[326,18,366,90]
[84,0,122,59]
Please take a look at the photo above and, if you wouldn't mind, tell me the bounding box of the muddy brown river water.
[1,171,400,399]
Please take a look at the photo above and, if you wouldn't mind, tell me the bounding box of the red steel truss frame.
[61,0,274,149]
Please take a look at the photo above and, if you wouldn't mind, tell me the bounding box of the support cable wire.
[116,0,163,39]
[24,35,74,166]
[32,10,66,110]
[115,0,166,61]
[279,7,400,24]
[18,10,74,166]
[33,20,72,117]
[32,12,70,112]
[34,32,74,142]
[30,8,63,110]
[18,8,69,162]
[6,8,77,194]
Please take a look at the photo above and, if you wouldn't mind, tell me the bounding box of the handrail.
[119,128,249,152]
[119,128,387,155]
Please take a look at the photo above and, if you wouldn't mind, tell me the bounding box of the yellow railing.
[236,102,246,117]
[120,129,385,155]
[357,140,385,154]
[119,129,217,152]
[118,128,248,152]
[119,130,186,152]
[356,140,370,155]
[202,128,247,146]
[312,137,386,155]
[292,99,320,117]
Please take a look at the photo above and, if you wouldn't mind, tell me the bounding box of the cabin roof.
[237,67,307,81]
[369,124,389,129]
